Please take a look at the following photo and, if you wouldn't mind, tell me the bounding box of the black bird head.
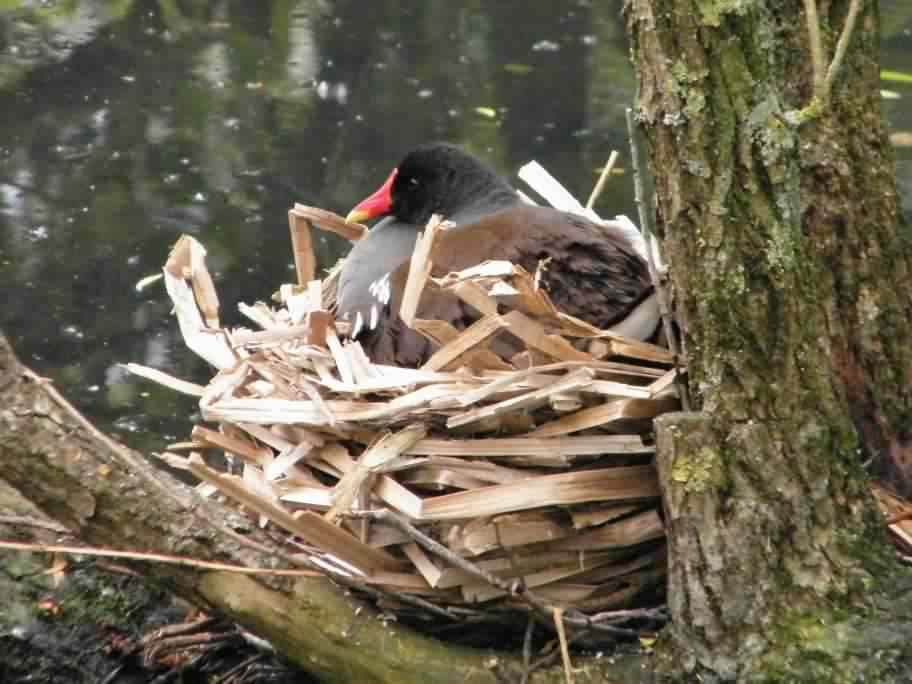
[346,143,514,227]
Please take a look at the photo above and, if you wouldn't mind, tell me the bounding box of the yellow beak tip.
[345,210,370,224]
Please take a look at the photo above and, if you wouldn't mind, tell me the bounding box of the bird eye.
[409,177,419,187]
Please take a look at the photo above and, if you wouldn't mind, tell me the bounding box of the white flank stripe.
[369,304,379,330]
[353,311,364,339]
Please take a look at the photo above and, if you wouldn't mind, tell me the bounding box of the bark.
[0,333,649,684]
[625,0,912,680]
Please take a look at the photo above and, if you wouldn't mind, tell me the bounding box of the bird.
[336,143,656,367]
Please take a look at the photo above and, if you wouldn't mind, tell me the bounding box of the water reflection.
[0,0,909,452]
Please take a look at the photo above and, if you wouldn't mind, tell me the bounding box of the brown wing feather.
[433,206,652,326]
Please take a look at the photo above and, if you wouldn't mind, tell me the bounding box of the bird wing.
[336,217,417,338]
[432,206,654,327]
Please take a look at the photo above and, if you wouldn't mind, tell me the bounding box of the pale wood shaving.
[400,215,447,327]
[163,237,235,369]
[121,363,205,396]
[457,512,570,556]
[446,368,595,429]
[189,456,402,572]
[292,204,366,242]
[420,314,509,372]
[191,425,272,466]
[570,504,642,530]
[325,424,427,522]
[416,465,659,521]
[500,310,594,362]
[531,397,680,438]
[288,209,316,285]
[406,435,653,459]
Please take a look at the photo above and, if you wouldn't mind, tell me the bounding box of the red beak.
[345,168,397,224]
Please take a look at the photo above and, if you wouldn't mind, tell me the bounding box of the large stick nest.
[129,167,681,644]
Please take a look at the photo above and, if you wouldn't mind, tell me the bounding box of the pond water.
[1,1,910,454]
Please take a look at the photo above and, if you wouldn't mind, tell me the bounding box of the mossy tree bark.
[625,0,911,680]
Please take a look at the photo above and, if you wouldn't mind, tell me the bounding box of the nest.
[129,169,682,642]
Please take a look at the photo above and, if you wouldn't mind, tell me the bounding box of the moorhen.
[337,143,655,367]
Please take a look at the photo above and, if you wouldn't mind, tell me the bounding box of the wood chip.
[447,280,500,316]
[547,509,664,551]
[417,465,659,520]
[163,237,235,369]
[292,204,366,242]
[325,424,427,522]
[499,310,593,362]
[406,435,652,459]
[190,425,272,466]
[648,368,678,397]
[531,397,680,438]
[287,210,316,285]
[189,457,403,572]
[570,504,642,529]
[420,314,509,372]
[402,542,444,588]
[457,512,569,555]
[121,363,206,396]
[400,215,446,327]
[413,318,514,372]
[447,368,594,429]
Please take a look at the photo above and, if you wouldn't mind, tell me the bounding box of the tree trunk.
[625,0,911,679]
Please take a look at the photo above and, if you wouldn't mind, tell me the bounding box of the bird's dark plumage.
[337,143,654,366]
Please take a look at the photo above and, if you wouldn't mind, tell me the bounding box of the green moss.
[53,570,168,629]
[671,446,725,493]
[753,596,910,684]
[765,218,800,273]
[667,61,709,124]
[695,0,754,27]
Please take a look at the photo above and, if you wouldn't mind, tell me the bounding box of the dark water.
[1,1,910,453]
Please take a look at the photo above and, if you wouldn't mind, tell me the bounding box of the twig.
[805,0,864,104]
[0,515,70,534]
[589,605,669,625]
[337,568,461,621]
[349,509,521,596]
[141,616,223,647]
[803,0,825,96]
[824,0,863,96]
[0,539,321,577]
[346,509,653,639]
[212,654,267,684]
[585,151,619,210]
[143,623,241,667]
[554,607,574,684]
[520,616,536,684]
[561,608,649,637]
[527,632,591,676]
[278,535,460,620]
[624,107,690,410]
[5,529,430,624]
[347,509,565,621]
[394,594,462,621]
